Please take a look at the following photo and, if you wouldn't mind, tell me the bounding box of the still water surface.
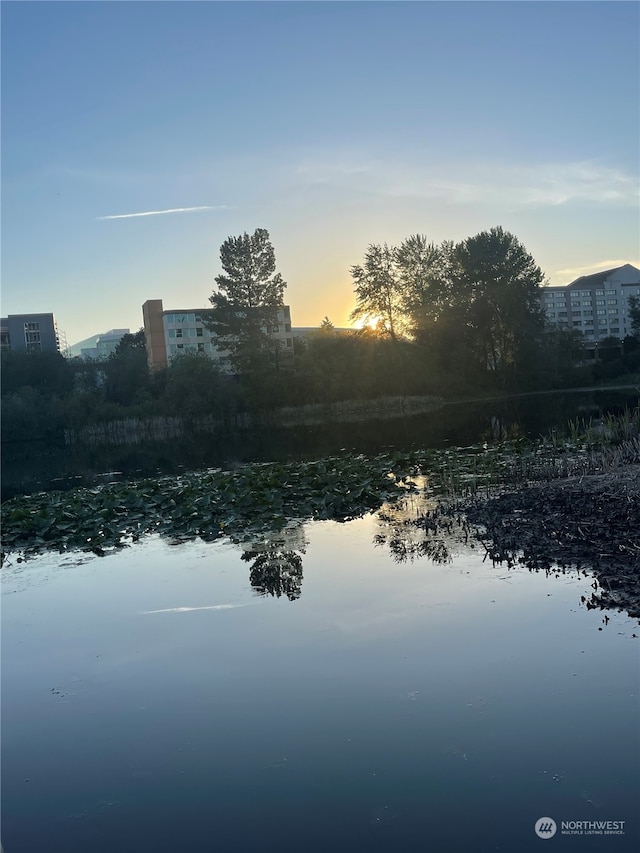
[2,513,638,852]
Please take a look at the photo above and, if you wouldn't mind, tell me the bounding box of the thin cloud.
[97,205,227,220]
[290,154,639,209]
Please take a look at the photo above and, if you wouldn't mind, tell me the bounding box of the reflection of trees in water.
[374,484,472,565]
[242,550,304,600]
[241,525,308,601]
[483,415,523,443]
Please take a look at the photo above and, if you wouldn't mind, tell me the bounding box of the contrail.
[142,604,249,614]
[98,205,227,220]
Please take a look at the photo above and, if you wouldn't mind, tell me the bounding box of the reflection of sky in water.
[2,518,638,853]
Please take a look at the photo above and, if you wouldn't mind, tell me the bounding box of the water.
[2,389,638,499]
[2,514,638,852]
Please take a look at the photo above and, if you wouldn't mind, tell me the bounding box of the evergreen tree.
[207,228,289,389]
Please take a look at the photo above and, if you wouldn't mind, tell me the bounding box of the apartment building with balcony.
[541,264,640,345]
[142,299,294,371]
[0,313,60,354]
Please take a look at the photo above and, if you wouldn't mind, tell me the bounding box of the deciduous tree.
[350,243,406,340]
[394,234,450,338]
[448,227,546,383]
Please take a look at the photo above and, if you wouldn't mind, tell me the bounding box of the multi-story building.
[0,313,60,354]
[142,299,294,371]
[541,264,640,345]
[79,329,130,360]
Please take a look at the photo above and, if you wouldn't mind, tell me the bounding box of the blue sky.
[2,0,639,345]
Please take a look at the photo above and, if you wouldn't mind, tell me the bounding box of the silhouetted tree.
[104,328,149,405]
[394,234,450,338]
[448,227,546,385]
[161,351,231,418]
[207,228,288,384]
[628,296,640,339]
[0,350,72,398]
[350,243,406,340]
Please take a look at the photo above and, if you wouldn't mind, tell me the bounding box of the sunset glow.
[2,2,637,346]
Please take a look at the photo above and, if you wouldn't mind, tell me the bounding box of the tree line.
[2,226,639,446]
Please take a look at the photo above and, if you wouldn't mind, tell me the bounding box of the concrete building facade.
[142,299,294,371]
[541,264,640,344]
[0,313,60,354]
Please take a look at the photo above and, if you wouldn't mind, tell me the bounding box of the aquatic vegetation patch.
[3,411,639,571]
[458,466,640,618]
[0,454,421,561]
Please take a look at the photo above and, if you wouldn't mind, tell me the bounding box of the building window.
[176,329,183,338]
[573,321,582,326]
[197,342,205,352]
[596,290,605,296]
[607,300,617,305]
[177,343,184,349]
[596,300,605,306]
[608,309,618,314]
[26,342,42,353]
[596,309,606,315]
[584,320,593,326]
[196,327,203,337]
[558,311,567,317]
[168,329,176,338]
[582,300,591,306]
[580,291,591,297]
[572,311,581,317]
[571,302,580,308]
[286,338,293,348]
[24,322,40,331]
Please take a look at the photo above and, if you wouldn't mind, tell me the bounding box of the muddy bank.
[449,464,640,619]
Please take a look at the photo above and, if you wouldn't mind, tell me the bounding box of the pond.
[2,388,639,500]
[2,502,638,852]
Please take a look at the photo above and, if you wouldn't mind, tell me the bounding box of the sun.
[352,315,383,331]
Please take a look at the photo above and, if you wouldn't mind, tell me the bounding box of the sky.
[2,0,639,347]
